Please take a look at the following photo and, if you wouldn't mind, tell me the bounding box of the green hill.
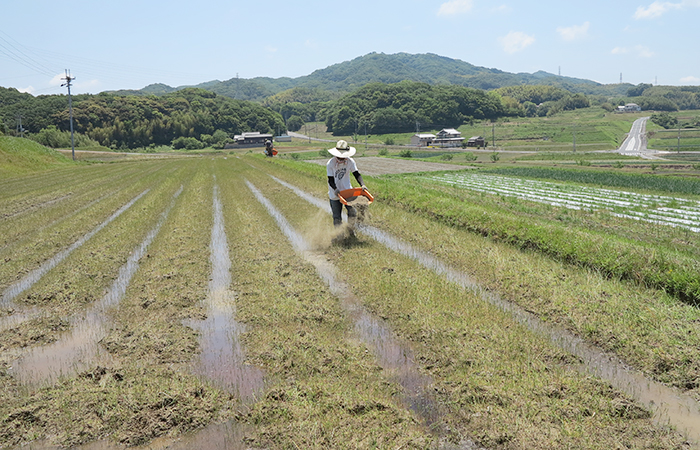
[0,136,74,177]
[120,52,631,101]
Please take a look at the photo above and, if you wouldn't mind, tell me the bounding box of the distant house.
[232,131,273,146]
[411,133,436,147]
[467,136,486,148]
[617,103,641,113]
[432,128,464,148]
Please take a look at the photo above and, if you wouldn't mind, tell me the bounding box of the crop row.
[354,172,700,305]
[427,172,700,232]
[1,156,697,448]
[261,157,700,396]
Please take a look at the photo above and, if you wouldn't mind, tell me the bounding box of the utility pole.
[61,70,76,161]
[365,122,368,152]
[16,115,24,138]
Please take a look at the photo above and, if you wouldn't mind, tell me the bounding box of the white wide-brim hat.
[328,140,356,158]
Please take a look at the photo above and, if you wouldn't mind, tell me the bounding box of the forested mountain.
[110,52,632,102]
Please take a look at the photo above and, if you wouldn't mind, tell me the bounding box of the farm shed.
[467,136,486,148]
[411,133,436,147]
[231,132,274,146]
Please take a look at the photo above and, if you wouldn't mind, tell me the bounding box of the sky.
[2,0,699,96]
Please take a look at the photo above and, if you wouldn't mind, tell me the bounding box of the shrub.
[464,152,477,161]
[378,148,389,156]
[399,149,412,158]
[172,136,203,150]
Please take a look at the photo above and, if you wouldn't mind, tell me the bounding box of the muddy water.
[1,189,150,308]
[8,187,182,387]
[270,176,700,446]
[9,420,255,450]
[246,180,447,433]
[183,185,264,401]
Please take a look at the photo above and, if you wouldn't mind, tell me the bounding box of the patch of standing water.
[270,175,700,447]
[183,184,264,402]
[8,420,255,450]
[8,187,182,387]
[246,180,451,436]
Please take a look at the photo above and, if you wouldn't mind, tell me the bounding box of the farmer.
[327,140,367,227]
[264,139,275,157]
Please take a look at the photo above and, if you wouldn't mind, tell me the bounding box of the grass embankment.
[0,136,75,176]
[263,157,700,401]
[248,156,685,448]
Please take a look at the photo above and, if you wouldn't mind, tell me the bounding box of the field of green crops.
[1,149,700,449]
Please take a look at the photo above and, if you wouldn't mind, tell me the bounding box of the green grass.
[0,136,75,176]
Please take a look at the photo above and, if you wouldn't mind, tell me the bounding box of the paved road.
[617,117,667,160]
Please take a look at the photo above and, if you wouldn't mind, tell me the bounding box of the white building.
[432,128,464,148]
[617,103,641,113]
[411,133,436,147]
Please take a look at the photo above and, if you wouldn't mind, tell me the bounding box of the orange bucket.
[338,188,374,206]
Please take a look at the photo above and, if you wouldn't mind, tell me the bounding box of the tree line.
[0,87,285,150]
[321,81,505,135]
[2,78,700,149]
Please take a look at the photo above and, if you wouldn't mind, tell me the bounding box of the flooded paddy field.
[1,155,699,449]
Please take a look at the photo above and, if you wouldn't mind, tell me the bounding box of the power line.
[61,70,76,161]
[0,32,57,77]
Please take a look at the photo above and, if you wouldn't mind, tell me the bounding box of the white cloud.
[633,0,698,19]
[557,22,590,41]
[611,45,655,57]
[17,86,35,94]
[635,45,655,57]
[77,79,100,91]
[492,5,512,13]
[680,75,700,83]
[264,45,278,53]
[498,31,535,54]
[437,0,474,16]
[305,39,318,49]
[50,73,65,87]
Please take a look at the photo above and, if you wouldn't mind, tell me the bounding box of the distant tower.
[558,66,561,76]
[620,73,623,84]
